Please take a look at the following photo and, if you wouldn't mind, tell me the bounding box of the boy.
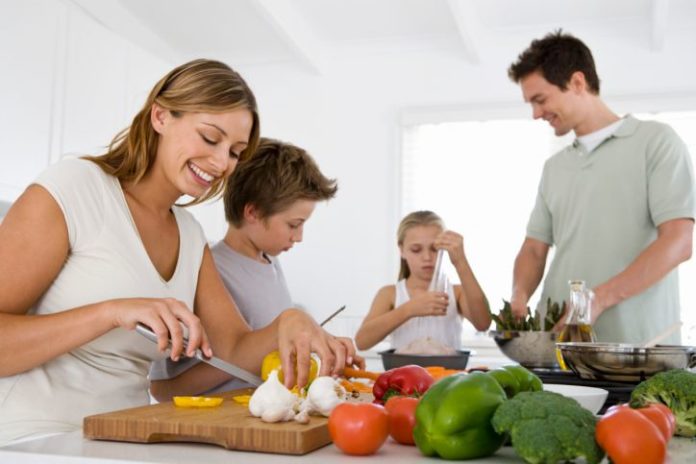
[213,138,337,335]
[150,138,338,393]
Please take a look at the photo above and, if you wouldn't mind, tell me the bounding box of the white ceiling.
[70,0,696,73]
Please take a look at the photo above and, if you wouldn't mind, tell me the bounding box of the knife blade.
[319,305,346,327]
[135,323,263,386]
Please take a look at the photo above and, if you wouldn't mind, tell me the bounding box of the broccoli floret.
[630,368,696,437]
[491,391,604,464]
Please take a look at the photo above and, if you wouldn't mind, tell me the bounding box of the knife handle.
[135,323,191,351]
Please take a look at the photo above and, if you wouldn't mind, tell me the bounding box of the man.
[508,30,695,343]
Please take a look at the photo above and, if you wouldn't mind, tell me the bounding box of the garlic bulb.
[248,369,299,423]
[302,376,347,417]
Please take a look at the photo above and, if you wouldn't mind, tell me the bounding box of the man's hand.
[510,293,530,320]
[588,288,609,324]
[511,238,550,320]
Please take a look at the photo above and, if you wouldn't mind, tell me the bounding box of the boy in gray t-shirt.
[150,138,338,393]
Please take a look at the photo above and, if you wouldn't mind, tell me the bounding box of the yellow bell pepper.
[261,350,319,385]
[172,396,223,408]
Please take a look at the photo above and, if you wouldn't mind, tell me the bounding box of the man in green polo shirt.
[507,30,695,344]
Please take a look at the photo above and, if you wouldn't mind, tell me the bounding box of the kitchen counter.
[1,431,695,463]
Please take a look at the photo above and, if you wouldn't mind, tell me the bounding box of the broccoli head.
[491,390,604,464]
[630,368,696,437]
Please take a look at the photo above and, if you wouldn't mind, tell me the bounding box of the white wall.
[0,1,171,185]
[3,2,696,337]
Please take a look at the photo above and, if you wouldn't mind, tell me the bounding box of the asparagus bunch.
[490,298,565,331]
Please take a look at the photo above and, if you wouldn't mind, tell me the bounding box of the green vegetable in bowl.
[629,368,696,437]
[490,298,565,331]
[491,390,604,464]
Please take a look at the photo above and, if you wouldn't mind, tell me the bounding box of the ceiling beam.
[446,0,481,64]
[251,0,324,74]
[67,0,180,63]
[650,0,669,51]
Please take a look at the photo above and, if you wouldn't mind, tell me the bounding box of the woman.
[0,59,357,445]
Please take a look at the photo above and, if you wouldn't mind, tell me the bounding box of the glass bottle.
[428,249,448,293]
[556,280,597,370]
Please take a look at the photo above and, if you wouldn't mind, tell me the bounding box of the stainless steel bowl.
[489,330,559,368]
[557,343,696,382]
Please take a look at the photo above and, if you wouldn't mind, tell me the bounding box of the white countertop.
[1,431,695,464]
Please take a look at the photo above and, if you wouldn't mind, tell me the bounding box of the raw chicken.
[395,337,457,355]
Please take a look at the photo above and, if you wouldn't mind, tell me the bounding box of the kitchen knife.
[319,305,346,327]
[135,323,263,386]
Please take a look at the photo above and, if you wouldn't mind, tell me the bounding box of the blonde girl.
[355,211,490,351]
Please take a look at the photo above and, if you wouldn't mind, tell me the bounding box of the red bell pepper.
[373,365,434,404]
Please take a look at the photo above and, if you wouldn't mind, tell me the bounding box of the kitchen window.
[401,110,696,345]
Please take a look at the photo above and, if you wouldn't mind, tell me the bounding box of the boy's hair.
[397,210,444,280]
[223,138,337,226]
[508,30,600,95]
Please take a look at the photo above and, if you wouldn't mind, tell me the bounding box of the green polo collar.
[613,115,640,138]
[571,114,639,153]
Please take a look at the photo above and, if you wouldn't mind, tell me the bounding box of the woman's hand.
[405,291,449,318]
[435,230,466,266]
[110,297,212,361]
[276,309,363,389]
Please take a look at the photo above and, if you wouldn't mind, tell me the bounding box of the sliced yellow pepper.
[172,396,223,408]
[231,395,252,406]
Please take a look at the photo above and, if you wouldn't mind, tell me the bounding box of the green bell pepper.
[413,366,543,460]
[413,372,507,460]
[487,365,543,399]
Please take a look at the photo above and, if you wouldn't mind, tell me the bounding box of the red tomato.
[328,403,389,456]
[384,396,419,445]
[596,405,666,464]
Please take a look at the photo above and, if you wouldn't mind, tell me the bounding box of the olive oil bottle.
[556,280,597,370]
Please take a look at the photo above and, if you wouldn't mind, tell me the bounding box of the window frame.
[398,93,696,347]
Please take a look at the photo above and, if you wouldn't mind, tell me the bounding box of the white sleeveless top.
[389,278,463,351]
[0,158,207,445]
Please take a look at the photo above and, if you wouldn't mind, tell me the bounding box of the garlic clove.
[249,369,300,423]
[305,376,347,417]
[294,408,310,424]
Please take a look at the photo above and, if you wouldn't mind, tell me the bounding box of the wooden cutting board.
[84,388,370,455]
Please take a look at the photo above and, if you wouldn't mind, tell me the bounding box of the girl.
[0,59,356,445]
[355,211,491,351]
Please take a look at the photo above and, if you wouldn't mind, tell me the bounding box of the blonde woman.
[355,211,490,351]
[0,59,357,445]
